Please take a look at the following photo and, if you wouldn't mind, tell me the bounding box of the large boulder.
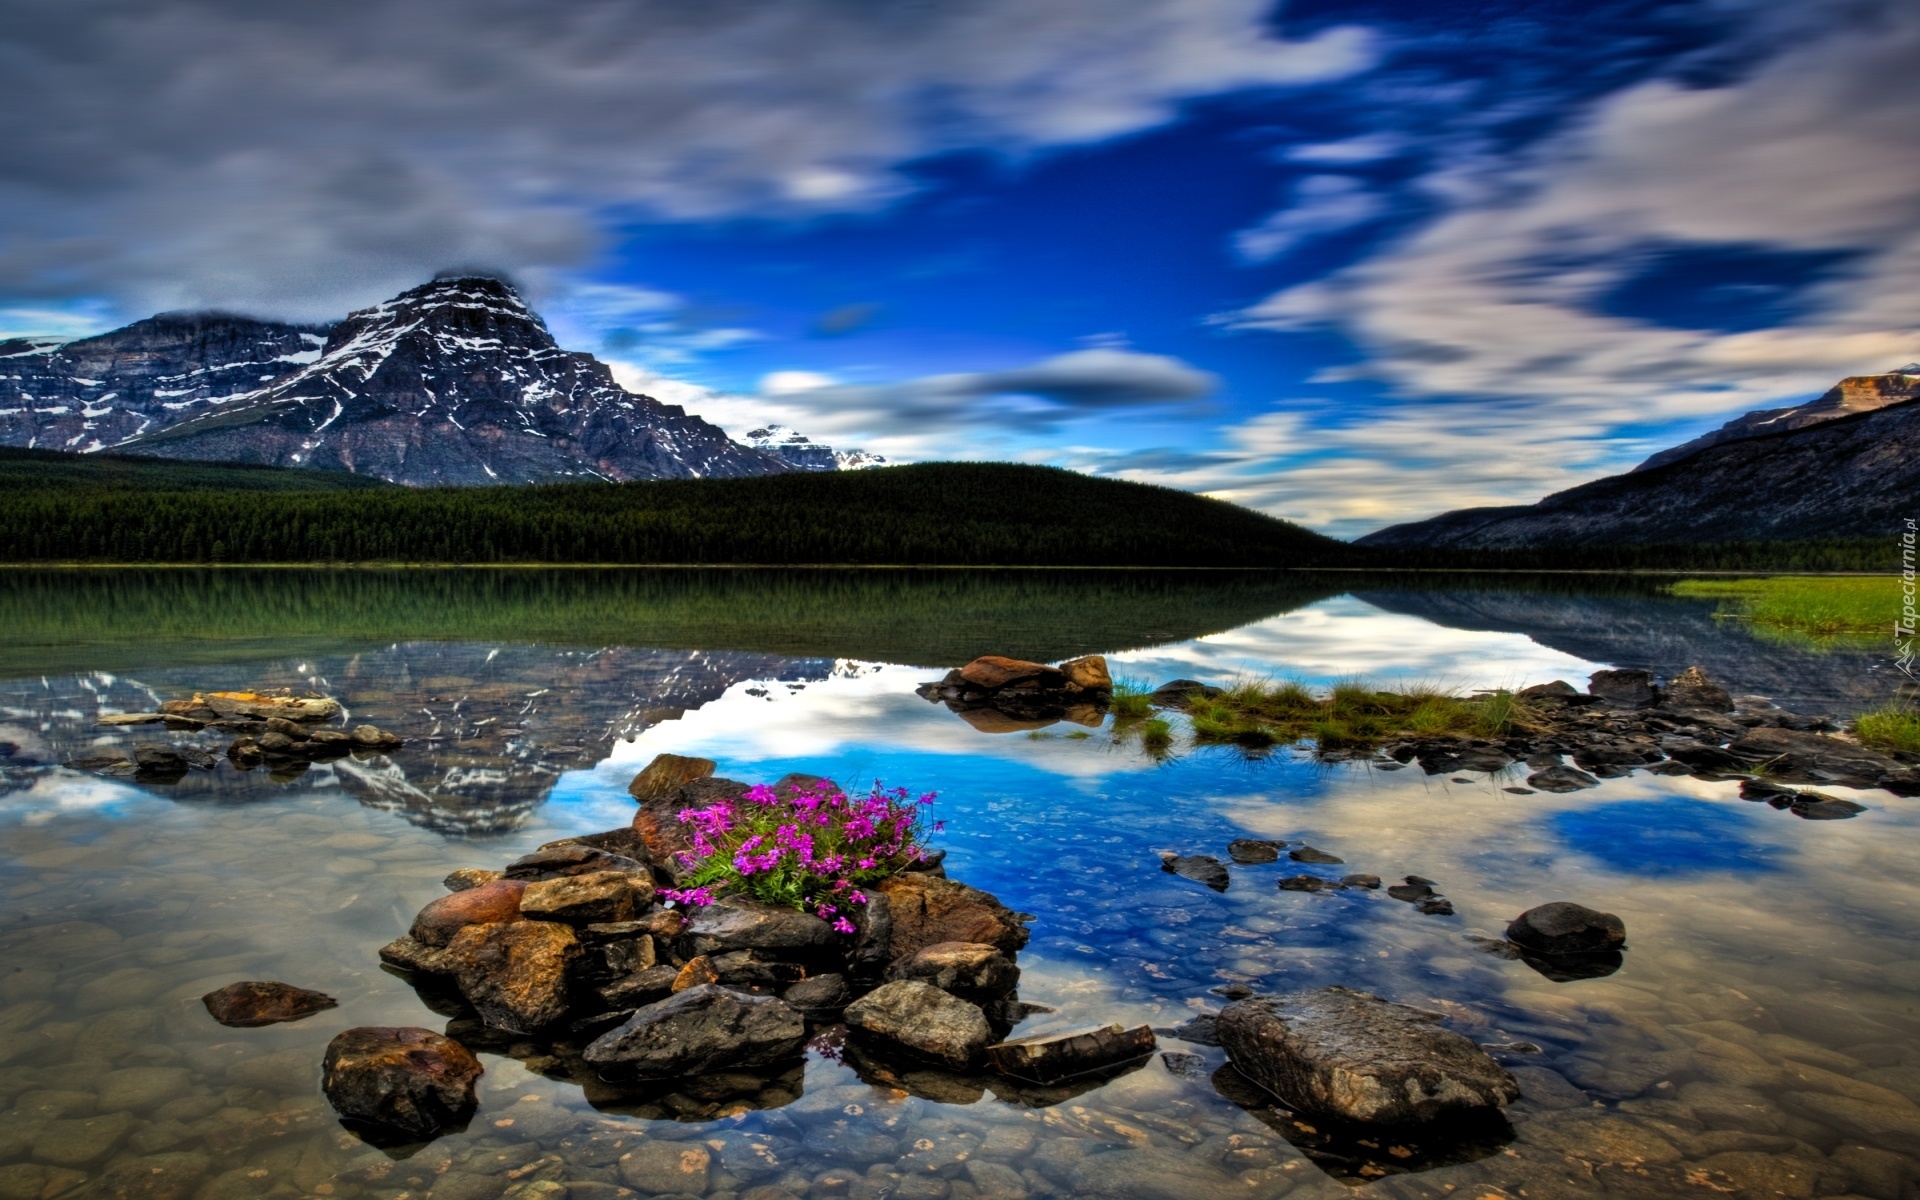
[518,871,653,926]
[682,897,840,956]
[1587,669,1655,708]
[877,875,1031,960]
[408,878,527,948]
[200,981,337,1028]
[627,752,716,801]
[959,656,1068,692]
[204,691,341,722]
[321,1027,482,1138]
[1506,902,1626,955]
[886,941,1020,1003]
[441,920,579,1034]
[582,983,807,1076]
[845,980,991,1070]
[987,1023,1156,1085]
[1217,987,1519,1125]
[1661,666,1734,713]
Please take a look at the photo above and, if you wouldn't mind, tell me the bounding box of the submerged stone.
[1159,853,1230,891]
[201,981,338,1028]
[1217,986,1520,1125]
[987,1023,1156,1084]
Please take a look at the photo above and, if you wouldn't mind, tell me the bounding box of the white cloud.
[1212,2,1920,531]
[1234,174,1385,261]
[1283,133,1404,164]
[0,0,1373,321]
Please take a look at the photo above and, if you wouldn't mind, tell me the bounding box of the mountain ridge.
[1358,387,1920,550]
[1,277,872,487]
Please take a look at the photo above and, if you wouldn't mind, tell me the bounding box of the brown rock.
[845,980,991,1070]
[958,656,1068,691]
[378,934,454,974]
[263,717,309,739]
[200,981,338,1028]
[443,920,579,1034]
[204,692,341,722]
[1058,655,1112,691]
[321,1027,481,1138]
[886,941,1020,1003]
[627,752,717,801]
[348,724,403,748]
[987,1023,1156,1084]
[408,878,527,948]
[878,875,1031,960]
[519,870,653,925]
[1662,666,1734,713]
[443,867,502,892]
[630,777,751,861]
[673,955,720,992]
[502,842,646,881]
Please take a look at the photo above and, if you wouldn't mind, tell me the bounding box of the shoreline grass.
[1110,676,1538,757]
[1856,706,1920,754]
[1671,576,1892,643]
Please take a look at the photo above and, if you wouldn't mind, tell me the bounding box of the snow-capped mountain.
[1,315,329,452]
[743,424,890,472]
[0,276,863,486]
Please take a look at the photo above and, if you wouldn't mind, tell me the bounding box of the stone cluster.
[914,654,1114,733]
[335,758,1157,1140]
[64,689,403,781]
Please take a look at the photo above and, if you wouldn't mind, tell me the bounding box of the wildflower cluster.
[660,779,942,934]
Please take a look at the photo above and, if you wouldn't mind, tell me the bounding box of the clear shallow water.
[0,570,1914,1200]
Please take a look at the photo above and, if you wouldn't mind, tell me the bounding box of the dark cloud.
[0,0,1372,320]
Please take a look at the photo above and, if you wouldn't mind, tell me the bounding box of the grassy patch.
[1856,706,1920,754]
[1174,677,1537,754]
[1671,576,1892,645]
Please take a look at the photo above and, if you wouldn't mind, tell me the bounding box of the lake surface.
[0,568,1913,1200]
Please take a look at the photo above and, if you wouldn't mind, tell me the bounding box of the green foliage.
[1856,707,1920,754]
[1107,678,1156,720]
[0,459,1353,567]
[1671,576,1893,644]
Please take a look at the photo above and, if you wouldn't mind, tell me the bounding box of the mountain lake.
[0,568,1913,1200]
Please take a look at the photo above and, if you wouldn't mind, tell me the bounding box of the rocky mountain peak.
[744,424,890,472]
[0,275,875,486]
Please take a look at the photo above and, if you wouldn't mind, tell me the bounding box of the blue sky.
[2,0,1916,535]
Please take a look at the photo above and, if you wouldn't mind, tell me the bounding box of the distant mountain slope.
[0,445,390,492]
[1358,393,1920,550]
[744,425,890,472]
[1635,365,1920,472]
[1,314,329,451]
[0,276,868,486]
[0,460,1357,566]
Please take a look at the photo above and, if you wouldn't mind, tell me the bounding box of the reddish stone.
[408,878,526,948]
[321,1027,482,1138]
[201,980,338,1028]
[958,656,1067,691]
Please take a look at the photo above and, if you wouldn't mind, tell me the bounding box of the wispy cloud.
[1214,0,1920,530]
[1233,174,1386,262]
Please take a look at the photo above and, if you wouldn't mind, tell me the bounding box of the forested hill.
[0,445,393,492]
[0,456,1354,567]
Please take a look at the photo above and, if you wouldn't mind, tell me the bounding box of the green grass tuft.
[1856,706,1920,754]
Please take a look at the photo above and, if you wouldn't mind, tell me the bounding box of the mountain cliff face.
[0,277,838,486]
[1359,388,1920,549]
[1,315,328,452]
[1635,365,1920,471]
